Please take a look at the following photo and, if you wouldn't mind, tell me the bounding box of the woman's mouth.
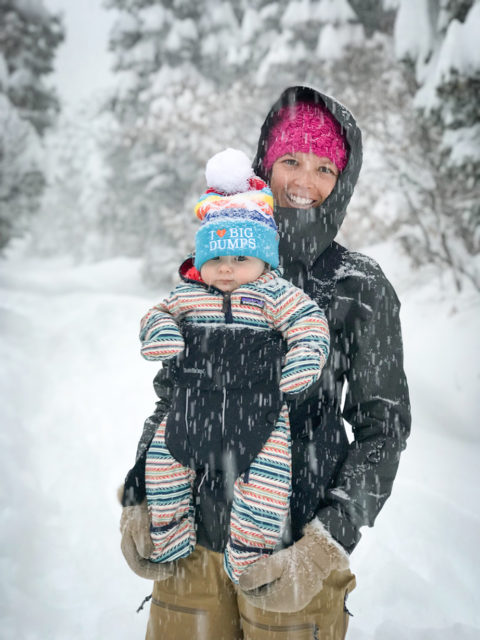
[286,192,316,208]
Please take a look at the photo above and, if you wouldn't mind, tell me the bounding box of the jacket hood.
[252,86,362,270]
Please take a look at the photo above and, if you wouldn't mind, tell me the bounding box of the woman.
[120,85,411,639]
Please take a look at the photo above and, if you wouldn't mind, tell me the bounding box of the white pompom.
[205,148,254,194]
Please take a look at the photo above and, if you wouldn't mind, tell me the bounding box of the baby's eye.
[235,256,248,262]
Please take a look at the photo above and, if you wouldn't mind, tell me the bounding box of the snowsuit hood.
[253,85,362,269]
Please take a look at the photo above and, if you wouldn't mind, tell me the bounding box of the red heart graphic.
[216,229,226,237]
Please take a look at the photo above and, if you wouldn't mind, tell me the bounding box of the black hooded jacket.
[123,86,411,555]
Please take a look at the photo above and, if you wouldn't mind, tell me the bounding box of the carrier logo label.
[183,367,206,375]
[240,296,265,308]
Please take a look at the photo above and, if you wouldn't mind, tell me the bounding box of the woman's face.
[269,152,339,209]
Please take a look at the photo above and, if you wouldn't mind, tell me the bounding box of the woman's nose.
[292,168,315,189]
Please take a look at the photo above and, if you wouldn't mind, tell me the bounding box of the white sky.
[43,0,117,108]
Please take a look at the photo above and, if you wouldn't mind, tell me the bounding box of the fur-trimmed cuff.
[120,500,175,582]
[303,517,350,565]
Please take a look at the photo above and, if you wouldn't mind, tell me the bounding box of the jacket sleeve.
[139,290,185,360]
[268,282,330,395]
[316,272,411,552]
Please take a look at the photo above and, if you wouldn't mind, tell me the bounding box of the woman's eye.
[282,158,297,166]
[318,166,338,177]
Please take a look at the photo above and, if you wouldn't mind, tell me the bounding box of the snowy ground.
[1,242,479,640]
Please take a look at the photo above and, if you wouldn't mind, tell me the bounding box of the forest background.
[1,0,479,290]
[1,1,479,639]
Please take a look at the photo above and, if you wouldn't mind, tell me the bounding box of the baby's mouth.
[286,192,316,208]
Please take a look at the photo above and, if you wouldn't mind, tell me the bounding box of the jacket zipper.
[181,265,233,322]
[222,292,233,323]
[221,386,227,439]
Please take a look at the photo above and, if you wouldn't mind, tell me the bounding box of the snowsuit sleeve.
[139,288,185,360]
[316,271,411,551]
[265,281,330,395]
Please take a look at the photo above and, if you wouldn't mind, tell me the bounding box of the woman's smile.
[284,192,317,208]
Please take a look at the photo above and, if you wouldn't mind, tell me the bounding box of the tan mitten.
[120,499,174,581]
[239,519,349,612]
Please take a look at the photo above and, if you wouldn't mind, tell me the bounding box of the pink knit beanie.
[263,101,348,172]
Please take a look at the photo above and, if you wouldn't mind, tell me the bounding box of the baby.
[139,149,330,582]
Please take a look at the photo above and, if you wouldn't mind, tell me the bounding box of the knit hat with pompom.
[263,101,348,173]
[194,148,278,270]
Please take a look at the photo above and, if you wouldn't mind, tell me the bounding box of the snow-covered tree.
[394,0,480,290]
[0,0,63,134]
[102,0,252,282]
[95,0,479,289]
[101,0,392,282]
[30,102,116,262]
[241,2,408,250]
[0,89,43,249]
[319,32,412,248]
[0,0,64,249]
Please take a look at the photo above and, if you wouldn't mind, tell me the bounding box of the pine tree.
[247,1,407,250]
[0,88,43,248]
[102,0,375,282]
[0,0,63,134]
[394,0,480,290]
[0,0,64,249]
[316,32,413,249]
[102,0,476,287]
[102,0,250,281]
[30,103,116,261]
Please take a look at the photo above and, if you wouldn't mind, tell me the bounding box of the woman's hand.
[120,499,174,581]
[238,520,349,612]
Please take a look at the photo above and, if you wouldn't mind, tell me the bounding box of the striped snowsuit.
[140,268,329,583]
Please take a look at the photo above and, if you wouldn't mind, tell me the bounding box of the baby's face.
[200,256,266,292]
